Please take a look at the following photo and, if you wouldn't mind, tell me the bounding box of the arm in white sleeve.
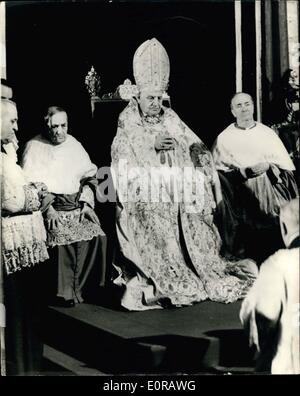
[79,185,95,209]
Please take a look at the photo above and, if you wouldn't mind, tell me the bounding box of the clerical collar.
[234,122,256,130]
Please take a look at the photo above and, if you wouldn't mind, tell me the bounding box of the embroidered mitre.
[133,38,170,92]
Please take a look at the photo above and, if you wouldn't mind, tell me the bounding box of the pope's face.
[47,111,68,145]
[231,93,254,123]
[138,89,163,116]
[1,103,18,144]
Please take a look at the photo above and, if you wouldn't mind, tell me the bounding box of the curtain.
[262,0,290,124]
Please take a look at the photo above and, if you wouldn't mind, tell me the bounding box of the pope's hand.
[154,135,176,150]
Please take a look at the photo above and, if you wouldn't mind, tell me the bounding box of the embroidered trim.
[46,208,104,247]
[142,114,163,125]
[2,211,47,251]
[3,242,49,275]
[23,185,40,212]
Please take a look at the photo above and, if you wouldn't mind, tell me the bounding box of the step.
[43,345,106,376]
[43,301,254,374]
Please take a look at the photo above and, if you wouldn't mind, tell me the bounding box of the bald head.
[280,198,299,247]
[230,92,253,109]
[1,98,17,114]
[1,98,18,144]
[230,92,255,127]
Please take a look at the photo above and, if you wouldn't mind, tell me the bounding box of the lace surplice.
[1,152,48,274]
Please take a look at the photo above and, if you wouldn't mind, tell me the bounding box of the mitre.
[133,38,170,92]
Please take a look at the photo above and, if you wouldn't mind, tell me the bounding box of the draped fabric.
[240,246,300,374]
[212,123,295,172]
[111,99,257,311]
[21,133,107,304]
[22,134,97,194]
[262,0,291,123]
[21,134,104,247]
[1,145,27,212]
[1,150,48,275]
[212,123,297,219]
[212,123,298,260]
[1,145,48,376]
[4,264,46,376]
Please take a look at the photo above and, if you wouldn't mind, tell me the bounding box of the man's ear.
[231,108,236,118]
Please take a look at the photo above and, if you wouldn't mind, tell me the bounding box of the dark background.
[5,0,254,166]
[6,0,258,243]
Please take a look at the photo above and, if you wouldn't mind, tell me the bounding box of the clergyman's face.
[231,93,254,124]
[138,89,163,116]
[47,111,68,145]
[1,102,18,144]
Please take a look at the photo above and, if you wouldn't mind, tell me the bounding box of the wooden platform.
[43,300,255,375]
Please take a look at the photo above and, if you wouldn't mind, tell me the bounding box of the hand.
[46,205,60,230]
[154,135,176,151]
[191,152,212,169]
[237,260,258,279]
[226,260,258,280]
[79,203,100,225]
[34,182,48,200]
[243,162,270,178]
[189,142,206,155]
[190,142,208,166]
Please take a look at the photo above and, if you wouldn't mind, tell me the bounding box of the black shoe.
[63,299,75,308]
[51,297,75,308]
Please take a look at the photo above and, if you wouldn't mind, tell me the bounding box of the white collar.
[234,122,257,130]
